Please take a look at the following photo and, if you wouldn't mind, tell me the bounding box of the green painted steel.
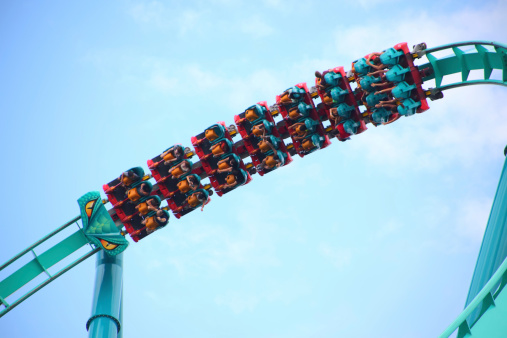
[462,150,507,329]
[0,191,128,318]
[0,216,99,318]
[440,253,507,337]
[0,215,81,271]
[77,191,129,256]
[0,247,100,318]
[440,151,507,337]
[87,251,123,338]
[417,41,507,93]
[0,231,90,299]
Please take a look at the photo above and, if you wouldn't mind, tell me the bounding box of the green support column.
[87,251,123,338]
[463,147,507,326]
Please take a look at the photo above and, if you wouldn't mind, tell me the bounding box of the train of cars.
[103,42,432,242]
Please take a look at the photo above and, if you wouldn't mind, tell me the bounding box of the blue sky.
[1,0,506,337]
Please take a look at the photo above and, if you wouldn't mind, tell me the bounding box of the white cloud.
[127,2,202,35]
[178,9,202,36]
[240,16,274,38]
[333,2,507,61]
[128,1,167,26]
[319,242,352,268]
[148,73,179,92]
[215,291,259,314]
[455,197,492,242]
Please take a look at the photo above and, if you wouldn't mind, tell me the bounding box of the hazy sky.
[1,1,506,337]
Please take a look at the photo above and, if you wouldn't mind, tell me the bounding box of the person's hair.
[140,183,151,194]
[196,192,206,201]
[181,161,190,171]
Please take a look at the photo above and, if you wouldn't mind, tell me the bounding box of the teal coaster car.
[323,71,343,87]
[330,86,348,104]
[244,104,268,124]
[341,119,360,135]
[397,98,421,116]
[379,48,404,67]
[360,75,382,92]
[371,107,393,124]
[385,64,411,83]
[204,124,227,144]
[392,81,417,99]
[366,92,388,107]
[337,103,355,119]
[300,133,325,154]
[353,58,371,76]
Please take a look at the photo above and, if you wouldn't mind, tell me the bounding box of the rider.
[120,170,140,187]
[135,196,161,216]
[205,141,230,159]
[365,52,386,71]
[162,145,184,165]
[163,160,192,180]
[176,190,210,212]
[126,182,152,202]
[131,209,169,235]
[328,107,342,126]
[175,175,200,195]
[288,119,316,141]
[211,156,238,174]
[218,170,242,191]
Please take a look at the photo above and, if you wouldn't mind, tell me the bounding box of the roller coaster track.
[417,40,507,98]
[1,40,506,336]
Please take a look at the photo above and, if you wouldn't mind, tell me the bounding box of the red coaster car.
[147,145,208,219]
[191,122,251,196]
[234,102,292,176]
[315,67,367,140]
[275,83,331,157]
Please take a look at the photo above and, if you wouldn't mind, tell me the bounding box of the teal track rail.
[0,216,99,318]
[417,41,507,93]
[440,254,507,337]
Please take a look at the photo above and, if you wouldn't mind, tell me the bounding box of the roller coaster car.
[234,102,293,175]
[353,43,429,116]
[314,67,367,141]
[276,83,331,156]
[207,152,252,196]
[315,69,343,91]
[150,159,194,198]
[191,123,252,195]
[114,194,162,223]
[191,123,229,154]
[391,42,429,114]
[102,167,146,206]
[254,149,288,175]
[147,145,188,177]
[300,134,326,155]
[173,188,211,217]
[276,85,307,108]
[106,181,154,224]
[164,174,207,218]
[126,208,170,242]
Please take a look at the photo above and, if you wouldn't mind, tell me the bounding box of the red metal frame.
[276,83,331,157]
[191,122,252,196]
[234,101,293,176]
